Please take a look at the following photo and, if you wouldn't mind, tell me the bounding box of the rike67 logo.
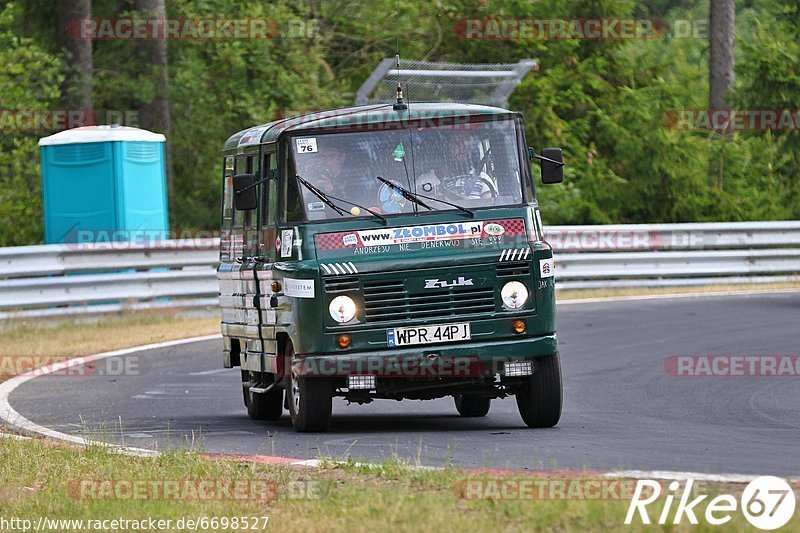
[625,476,796,530]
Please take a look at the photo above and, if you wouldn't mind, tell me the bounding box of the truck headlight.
[329,295,357,323]
[501,281,529,309]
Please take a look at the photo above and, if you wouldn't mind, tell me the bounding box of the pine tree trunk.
[709,0,735,110]
[57,0,93,114]
[134,0,173,209]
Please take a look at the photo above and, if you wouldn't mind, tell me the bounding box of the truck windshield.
[289,118,525,221]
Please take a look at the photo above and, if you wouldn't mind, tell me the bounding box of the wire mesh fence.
[356,58,536,108]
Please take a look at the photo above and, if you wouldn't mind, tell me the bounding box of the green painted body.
[218,103,557,397]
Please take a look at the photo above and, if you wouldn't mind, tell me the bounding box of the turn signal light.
[271,281,281,292]
[337,335,351,349]
[512,320,526,334]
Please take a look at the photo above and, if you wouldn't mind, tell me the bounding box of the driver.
[295,147,375,215]
[295,150,350,196]
[418,132,498,200]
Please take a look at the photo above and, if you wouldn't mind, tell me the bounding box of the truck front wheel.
[287,344,333,432]
[515,353,562,428]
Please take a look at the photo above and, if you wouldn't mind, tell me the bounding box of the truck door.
[254,150,280,375]
[233,153,263,373]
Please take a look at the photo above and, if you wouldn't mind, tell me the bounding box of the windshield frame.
[280,113,535,225]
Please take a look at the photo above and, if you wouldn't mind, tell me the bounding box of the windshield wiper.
[376,176,475,218]
[376,176,433,211]
[295,174,348,217]
[295,174,387,224]
[325,191,388,225]
[414,190,476,218]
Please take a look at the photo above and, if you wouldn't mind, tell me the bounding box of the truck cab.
[219,103,564,432]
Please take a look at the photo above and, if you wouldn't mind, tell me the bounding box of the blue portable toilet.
[39,125,169,244]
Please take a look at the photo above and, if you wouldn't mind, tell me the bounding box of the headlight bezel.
[500,281,529,310]
[328,294,358,323]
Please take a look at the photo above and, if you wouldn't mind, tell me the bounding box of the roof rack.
[355,58,536,109]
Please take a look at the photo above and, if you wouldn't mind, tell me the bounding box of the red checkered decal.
[485,218,526,237]
[316,231,352,251]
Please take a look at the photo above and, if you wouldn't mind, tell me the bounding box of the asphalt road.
[9,293,800,475]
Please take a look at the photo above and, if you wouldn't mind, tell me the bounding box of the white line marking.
[348,262,358,273]
[291,459,323,467]
[604,470,798,483]
[557,287,800,306]
[320,264,331,275]
[0,334,220,457]
[188,368,228,376]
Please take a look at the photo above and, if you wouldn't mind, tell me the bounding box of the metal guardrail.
[1,222,798,319]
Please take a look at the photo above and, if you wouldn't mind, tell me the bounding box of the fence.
[1,222,798,319]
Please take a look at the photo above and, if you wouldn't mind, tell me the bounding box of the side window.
[245,155,259,256]
[261,153,273,224]
[221,156,235,262]
[232,155,259,258]
[258,152,277,257]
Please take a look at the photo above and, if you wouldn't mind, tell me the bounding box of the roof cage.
[355,58,537,109]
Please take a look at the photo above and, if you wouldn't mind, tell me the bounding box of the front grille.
[362,280,495,323]
[496,261,531,277]
[323,276,359,292]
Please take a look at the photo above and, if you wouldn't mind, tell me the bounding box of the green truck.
[219,102,563,432]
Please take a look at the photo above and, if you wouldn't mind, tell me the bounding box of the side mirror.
[233,174,258,211]
[540,148,564,184]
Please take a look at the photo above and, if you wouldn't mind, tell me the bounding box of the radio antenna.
[392,2,408,111]
[393,53,408,110]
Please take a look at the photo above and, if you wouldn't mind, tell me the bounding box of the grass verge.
[557,281,800,301]
[0,437,779,532]
[0,312,218,360]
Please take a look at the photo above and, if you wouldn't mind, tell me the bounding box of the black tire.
[286,343,332,432]
[515,353,562,428]
[454,395,491,417]
[243,372,283,421]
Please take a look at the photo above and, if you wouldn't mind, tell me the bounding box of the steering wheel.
[440,174,498,200]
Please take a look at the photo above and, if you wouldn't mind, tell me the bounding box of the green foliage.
[0,2,63,246]
[0,0,798,244]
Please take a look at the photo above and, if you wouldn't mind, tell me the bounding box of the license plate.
[386,322,471,347]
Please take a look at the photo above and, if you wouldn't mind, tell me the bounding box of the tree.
[708,0,734,109]
[0,2,63,246]
[133,0,173,205]
[56,0,93,112]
